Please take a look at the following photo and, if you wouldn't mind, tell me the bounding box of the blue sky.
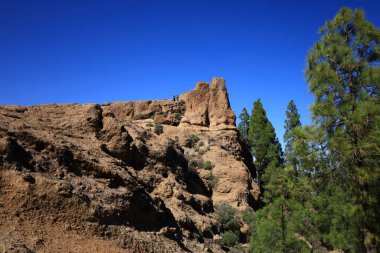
[1,0,379,144]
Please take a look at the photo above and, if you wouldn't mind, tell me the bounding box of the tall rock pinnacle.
[180,77,236,129]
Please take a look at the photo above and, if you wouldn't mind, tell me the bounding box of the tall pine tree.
[284,100,302,174]
[306,7,380,252]
[248,99,283,195]
[237,107,250,146]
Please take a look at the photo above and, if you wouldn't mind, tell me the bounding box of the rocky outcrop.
[102,77,236,129]
[0,78,256,253]
[180,81,210,126]
[180,77,236,129]
[208,78,236,127]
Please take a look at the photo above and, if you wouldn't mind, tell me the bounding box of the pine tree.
[249,165,313,253]
[237,107,250,146]
[248,99,283,195]
[284,100,301,174]
[306,7,380,252]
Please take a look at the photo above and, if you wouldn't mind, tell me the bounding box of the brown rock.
[0,236,33,253]
[180,81,210,126]
[154,114,172,125]
[179,78,235,128]
[208,77,236,127]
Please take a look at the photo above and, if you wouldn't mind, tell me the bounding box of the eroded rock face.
[0,78,256,253]
[179,78,236,128]
[208,78,236,127]
[180,81,210,126]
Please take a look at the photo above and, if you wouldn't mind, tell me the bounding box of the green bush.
[222,231,239,247]
[216,203,241,233]
[205,172,218,187]
[241,211,257,236]
[203,161,213,170]
[133,114,144,120]
[191,135,200,144]
[174,112,182,121]
[146,123,154,127]
[154,124,163,135]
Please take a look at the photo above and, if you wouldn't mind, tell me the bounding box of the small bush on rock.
[189,159,202,170]
[203,161,213,170]
[174,112,182,121]
[216,203,241,233]
[205,172,218,187]
[222,231,239,247]
[154,124,163,135]
[191,135,200,145]
[133,114,144,120]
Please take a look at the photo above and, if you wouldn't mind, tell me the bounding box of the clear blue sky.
[1,0,379,144]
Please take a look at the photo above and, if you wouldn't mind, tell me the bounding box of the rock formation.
[179,77,236,129]
[0,78,258,252]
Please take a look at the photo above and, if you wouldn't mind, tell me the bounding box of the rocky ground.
[0,78,259,252]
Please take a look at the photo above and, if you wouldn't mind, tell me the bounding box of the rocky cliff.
[0,78,258,252]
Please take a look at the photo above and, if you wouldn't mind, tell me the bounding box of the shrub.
[146,123,154,127]
[222,231,239,247]
[102,102,111,106]
[194,147,200,153]
[190,135,200,146]
[205,172,218,188]
[241,211,257,236]
[203,161,213,170]
[147,100,152,104]
[229,245,246,253]
[133,114,144,120]
[189,159,202,170]
[154,124,163,135]
[174,136,179,142]
[216,203,241,233]
[174,112,182,121]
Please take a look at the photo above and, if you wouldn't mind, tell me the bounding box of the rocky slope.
[0,77,258,252]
